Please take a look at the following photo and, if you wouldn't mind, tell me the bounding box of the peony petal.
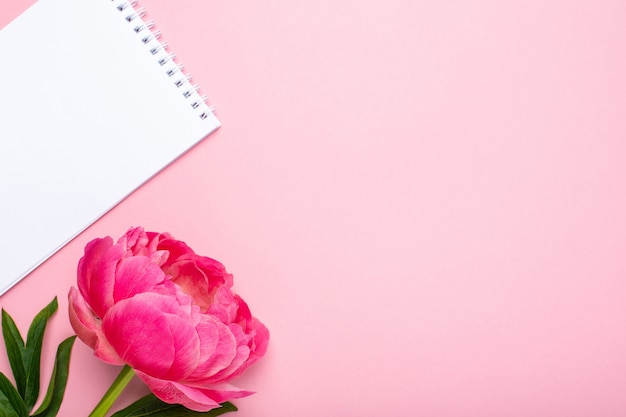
[68,287,97,350]
[188,317,237,382]
[205,344,251,383]
[118,227,149,256]
[78,237,122,318]
[227,317,270,379]
[150,250,170,267]
[247,317,271,359]
[194,256,233,288]
[135,371,222,412]
[233,295,252,325]
[206,286,238,323]
[68,287,124,365]
[203,316,270,383]
[155,237,195,268]
[113,256,165,303]
[163,313,201,380]
[77,237,110,294]
[102,292,202,379]
[101,295,176,378]
[167,260,213,310]
[194,383,254,404]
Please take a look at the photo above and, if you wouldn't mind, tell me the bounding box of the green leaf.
[110,394,237,417]
[0,397,19,417]
[0,387,20,416]
[2,309,27,397]
[31,336,76,417]
[24,298,58,411]
[0,372,28,417]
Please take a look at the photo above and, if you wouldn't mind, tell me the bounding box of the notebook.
[0,0,220,295]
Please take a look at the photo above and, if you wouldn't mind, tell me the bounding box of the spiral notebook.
[0,0,220,295]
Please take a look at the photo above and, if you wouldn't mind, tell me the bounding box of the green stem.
[88,365,135,417]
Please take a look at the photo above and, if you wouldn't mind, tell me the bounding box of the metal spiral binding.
[110,0,215,121]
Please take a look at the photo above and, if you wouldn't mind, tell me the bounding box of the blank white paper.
[0,0,220,294]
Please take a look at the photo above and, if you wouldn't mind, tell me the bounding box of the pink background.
[2,1,626,415]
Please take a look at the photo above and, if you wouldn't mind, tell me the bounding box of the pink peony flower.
[68,227,269,411]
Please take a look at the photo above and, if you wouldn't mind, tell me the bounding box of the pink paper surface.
[2,1,626,415]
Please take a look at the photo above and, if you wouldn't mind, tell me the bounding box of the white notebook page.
[0,0,220,294]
